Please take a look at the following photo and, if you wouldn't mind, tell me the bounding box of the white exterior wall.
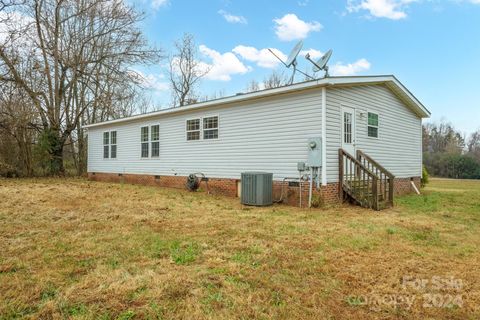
[326,84,422,182]
[88,89,323,180]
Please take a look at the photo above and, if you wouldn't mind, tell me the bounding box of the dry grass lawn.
[0,177,479,319]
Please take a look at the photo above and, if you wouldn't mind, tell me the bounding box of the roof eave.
[83,79,324,129]
[83,75,430,129]
[388,76,431,118]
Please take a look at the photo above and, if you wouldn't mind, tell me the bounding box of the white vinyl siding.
[87,84,422,182]
[87,89,323,180]
[326,84,422,181]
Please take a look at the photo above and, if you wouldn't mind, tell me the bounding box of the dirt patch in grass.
[0,177,479,319]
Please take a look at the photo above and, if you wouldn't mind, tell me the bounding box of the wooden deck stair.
[339,149,395,210]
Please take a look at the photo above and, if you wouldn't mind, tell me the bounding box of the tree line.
[423,122,480,179]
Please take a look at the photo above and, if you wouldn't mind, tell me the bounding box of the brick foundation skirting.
[88,172,340,207]
[87,172,420,207]
[273,180,339,207]
[88,172,237,197]
[393,177,421,196]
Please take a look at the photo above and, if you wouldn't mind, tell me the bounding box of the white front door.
[342,106,356,156]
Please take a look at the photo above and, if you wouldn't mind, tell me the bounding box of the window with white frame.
[186,119,200,141]
[141,126,149,158]
[344,113,352,144]
[203,116,218,140]
[151,125,160,157]
[103,131,117,159]
[110,131,117,158]
[103,132,109,158]
[367,112,379,138]
[140,125,160,158]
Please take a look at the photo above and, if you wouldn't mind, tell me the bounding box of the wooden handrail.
[340,149,378,177]
[356,150,395,179]
[339,149,380,210]
[339,148,395,210]
[356,150,395,207]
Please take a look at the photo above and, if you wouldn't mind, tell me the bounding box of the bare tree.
[263,70,288,89]
[303,67,314,82]
[245,79,260,93]
[0,82,38,176]
[0,0,161,175]
[468,129,480,160]
[0,0,17,12]
[169,33,209,107]
[424,122,464,155]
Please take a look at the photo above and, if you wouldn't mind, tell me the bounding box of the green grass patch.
[345,296,365,307]
[169,241,201,265]
[40,282,58,301]
[65,303,89,316]
[230,246,262,267]
[323,234,379,251]
[116,310,135,320]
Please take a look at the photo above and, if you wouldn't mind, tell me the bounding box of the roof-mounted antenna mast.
[268,40,304,85]
[305,49,333,78]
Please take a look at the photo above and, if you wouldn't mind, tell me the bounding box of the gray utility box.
[241,172,273,206]
[307,137,322,167]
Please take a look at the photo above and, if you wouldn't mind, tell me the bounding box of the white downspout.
[321,87,327,186]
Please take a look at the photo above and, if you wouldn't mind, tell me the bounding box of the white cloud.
[218,10,247,24]
[273,14,322,41]
[232,45,286,69]
[300,48,324,60]
[151,0,168,10]
[131,70,169,91]
[199,45,251,81]
[347,1,480,19]
[330,58,371,76]
[347,0,417,20]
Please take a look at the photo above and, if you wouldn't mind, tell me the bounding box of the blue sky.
[132,0,480,134]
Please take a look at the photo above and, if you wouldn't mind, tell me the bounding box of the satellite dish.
[268,40,304,85]
[313,49,332,72]
[305,49,333,78]
[285,40,303,67]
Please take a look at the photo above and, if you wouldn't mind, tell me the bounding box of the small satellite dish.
[268,40,304,85]
[305,49,333,78]
[313,49,332,72]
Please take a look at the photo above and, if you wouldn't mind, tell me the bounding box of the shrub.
[421,165,429,188]
[311,193,325,208]
[0,162,18,178]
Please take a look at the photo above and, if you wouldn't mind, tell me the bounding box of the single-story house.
[84,75,430,209]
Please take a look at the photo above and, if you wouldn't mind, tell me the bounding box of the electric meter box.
[307,137,322,167]
[297,162,306,171]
